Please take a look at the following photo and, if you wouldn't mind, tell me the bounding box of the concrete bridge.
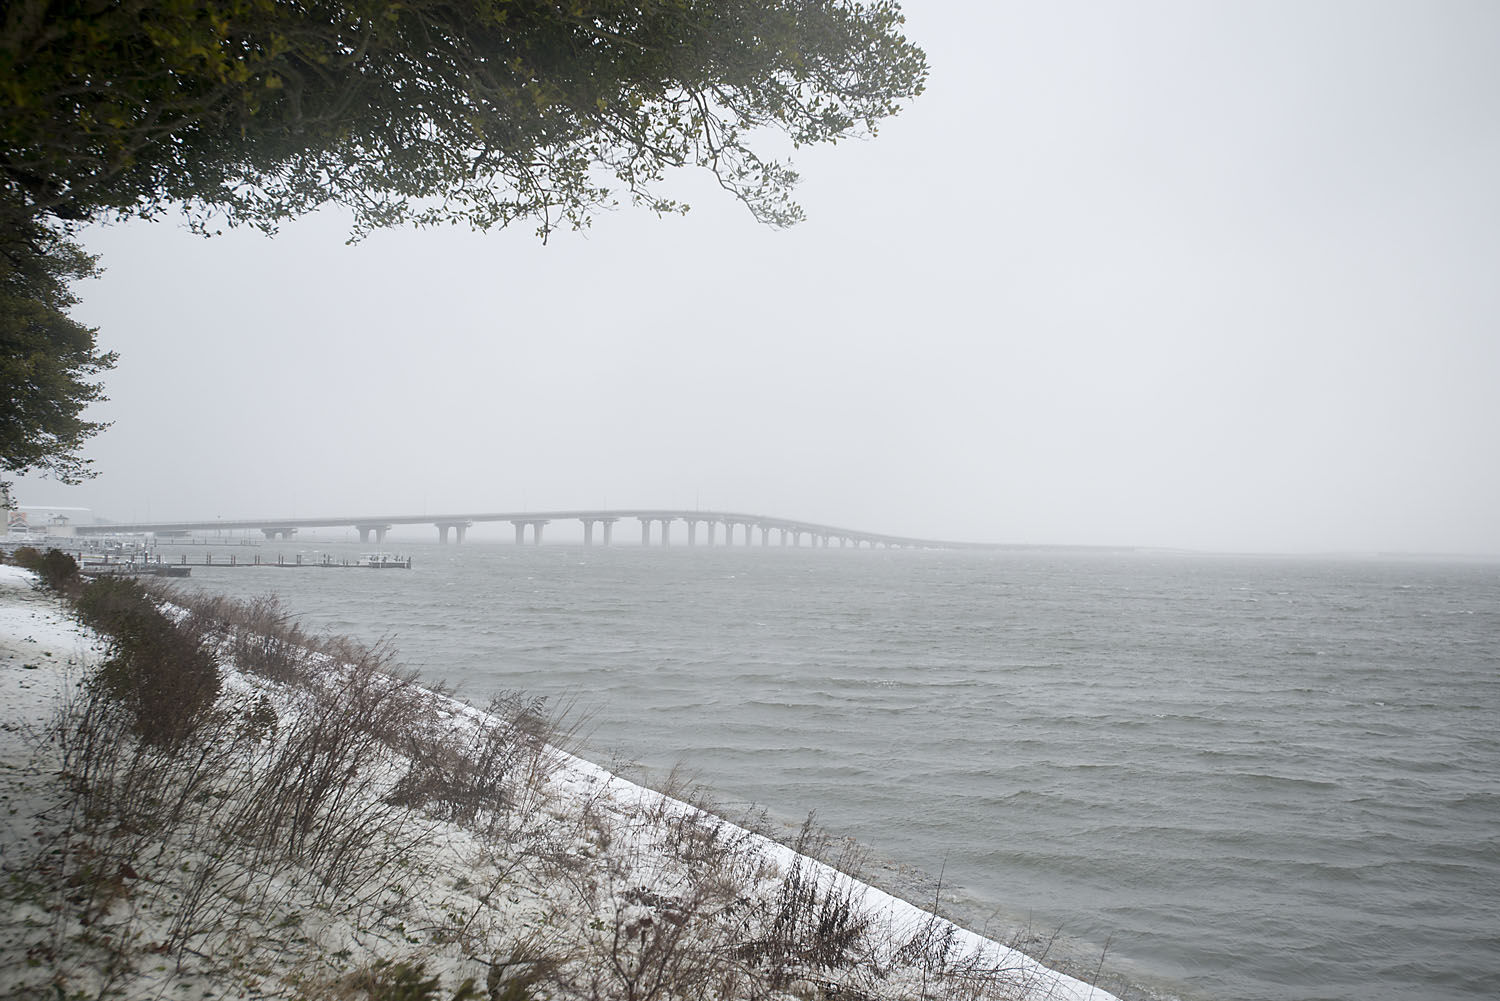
[73,509,998,550]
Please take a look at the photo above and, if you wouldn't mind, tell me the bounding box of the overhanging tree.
[0,0,927,484]
[3,0,927,237]
[0,222,114,488]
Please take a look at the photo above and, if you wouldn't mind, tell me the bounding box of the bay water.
[169,542,1500,1001]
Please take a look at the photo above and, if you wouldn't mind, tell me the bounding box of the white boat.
[360,553,411,569]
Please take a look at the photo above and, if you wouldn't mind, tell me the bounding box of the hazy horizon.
[9,501,1500,559]
[11,1,1500,557]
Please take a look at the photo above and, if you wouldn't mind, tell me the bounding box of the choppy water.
[169,543,1500,1001]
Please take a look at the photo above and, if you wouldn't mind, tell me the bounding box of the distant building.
[3,486,24,537]
[7,497,95,537]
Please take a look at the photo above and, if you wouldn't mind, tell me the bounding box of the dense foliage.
[0,225,113,488]
[8,543,83,592]
[2,0,927,239]
[0,1,925,487]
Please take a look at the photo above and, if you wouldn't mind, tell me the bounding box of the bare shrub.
[736,853,873,992]
[559,848,757,1001]
[388,692,553,831]
[221,593,319,683]
[339,957,482,1000]
[25,576,600,996]
[482,944,564,1001]
[895,906,965,999]
[36,672,283,991]
[151,586,318,684]
[546,785,886,1001]
[888,895,1066,1001]
[228,649,428,875]
[43,615,434,964]
[148,659,438,957]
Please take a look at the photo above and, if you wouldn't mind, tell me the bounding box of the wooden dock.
[164,553,413,569]
[80,563,192,578]
[64,553,412,573]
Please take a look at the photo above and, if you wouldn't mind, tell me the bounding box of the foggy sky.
[14,1,1500,554]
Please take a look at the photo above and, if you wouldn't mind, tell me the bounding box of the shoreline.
[0,562,1121,1000]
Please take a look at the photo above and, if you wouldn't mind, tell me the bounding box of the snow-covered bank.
[0,563,1117,1001]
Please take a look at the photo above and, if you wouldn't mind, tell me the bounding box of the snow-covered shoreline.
[0,562,1118,1001]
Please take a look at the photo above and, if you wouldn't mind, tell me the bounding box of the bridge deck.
[74,509,997,550]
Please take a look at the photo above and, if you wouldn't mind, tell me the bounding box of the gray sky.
[15,0,1500,554]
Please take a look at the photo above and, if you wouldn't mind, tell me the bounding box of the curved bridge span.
[75,509,997,550]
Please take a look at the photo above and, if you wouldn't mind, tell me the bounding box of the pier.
[60,552,413,573]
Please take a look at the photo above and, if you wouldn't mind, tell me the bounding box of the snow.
[0,562,1118,1001]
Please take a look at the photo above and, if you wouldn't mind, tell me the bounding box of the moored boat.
[360,553,411,569]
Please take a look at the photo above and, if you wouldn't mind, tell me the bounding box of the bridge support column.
[581,518,618,546]
[436,521,472,544]
[686,520,698,547]
[760,525,771,546]
[659,519,672,547]
[511,519,548,544]
[640,519,651,546]
[706,521,717,546]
